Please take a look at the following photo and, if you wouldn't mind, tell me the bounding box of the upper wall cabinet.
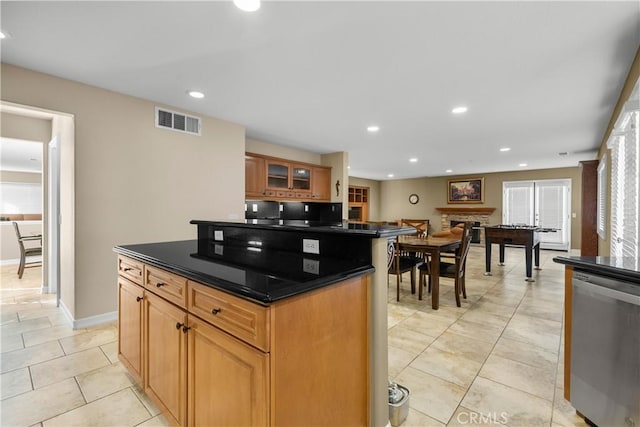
[245,153,331,202]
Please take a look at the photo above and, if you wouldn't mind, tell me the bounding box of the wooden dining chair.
[400,219,429,237]
[418,222,472,306]
[12,221,43,278]
[388,237,423,301]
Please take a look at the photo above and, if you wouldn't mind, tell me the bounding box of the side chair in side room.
[12,221,43,279]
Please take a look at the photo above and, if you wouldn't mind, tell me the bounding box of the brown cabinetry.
[117,275,144,384]
[117,255,369,427]
[145,291,188,426]
[245,154,266,198]
[580,160,598,256]
[245,152,331,201]
[311,166,331,200]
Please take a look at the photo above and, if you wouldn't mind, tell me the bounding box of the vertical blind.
[597,154,607,239]
[607,80,639,258]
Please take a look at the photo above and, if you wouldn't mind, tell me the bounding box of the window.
[607,80,639,258]
[0,182,43,215]
[597,154,607,239]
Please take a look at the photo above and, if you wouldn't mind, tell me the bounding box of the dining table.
[397,235,462,310]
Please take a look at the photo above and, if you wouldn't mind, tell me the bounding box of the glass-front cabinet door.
[291,165,311,191]
[266,161,289,189]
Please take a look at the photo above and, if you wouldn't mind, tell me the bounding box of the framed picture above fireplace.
[447,178,484,204]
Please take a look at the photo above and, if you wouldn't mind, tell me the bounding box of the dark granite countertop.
[114,240,374,305]
[553,256,640,283]
[192,219,417,238]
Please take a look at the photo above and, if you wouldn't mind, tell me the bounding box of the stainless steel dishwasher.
[571,270,640,427]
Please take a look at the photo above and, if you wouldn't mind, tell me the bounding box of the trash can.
[388,382,410,427]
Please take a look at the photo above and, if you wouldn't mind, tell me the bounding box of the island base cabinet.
[145,292,188,427]
[187,316,269,427]
[117,277,144,384]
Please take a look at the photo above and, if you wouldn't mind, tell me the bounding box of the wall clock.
[409,193,419,205]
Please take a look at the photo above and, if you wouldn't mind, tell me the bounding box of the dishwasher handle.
[573,276,640,306]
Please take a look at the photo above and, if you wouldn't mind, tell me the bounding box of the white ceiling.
[1,1,638,180]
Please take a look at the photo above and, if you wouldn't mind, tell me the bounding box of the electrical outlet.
[214,230,223,241]
[302,238,320,254]
[303,258,320,275]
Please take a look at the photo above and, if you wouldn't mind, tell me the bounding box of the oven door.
[571,271,640,427]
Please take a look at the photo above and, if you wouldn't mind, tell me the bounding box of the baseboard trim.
[58,300,117,329]
[73,311,117,329]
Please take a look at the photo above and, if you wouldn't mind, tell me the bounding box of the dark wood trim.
[435,207,496,214]
[579,160,599,256]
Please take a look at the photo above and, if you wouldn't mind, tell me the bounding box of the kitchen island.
[115,220,414,427]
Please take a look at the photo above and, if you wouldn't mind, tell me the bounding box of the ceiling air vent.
[155,107,201,136]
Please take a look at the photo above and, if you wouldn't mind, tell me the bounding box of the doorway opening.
[502,179,571,251]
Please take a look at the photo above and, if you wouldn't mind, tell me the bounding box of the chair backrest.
[12,221,25,250]
[455,222,473,278]
[400,219,429,237]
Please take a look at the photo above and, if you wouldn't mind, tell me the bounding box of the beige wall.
[0,170,42,183]
[597,46,640,256]
[1,64,245,321]
[375,167,582,249]
[1,112,51,142]
[348,177,381,221]
[320,152,348,208]
[246,138,321,164]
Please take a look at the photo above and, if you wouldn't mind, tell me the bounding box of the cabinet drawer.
[118,256,144,285]
[187,281,270,352]
[145,265,187,308]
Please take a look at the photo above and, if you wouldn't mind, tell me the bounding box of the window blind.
[607,80,639,258]
[597,154,607,239]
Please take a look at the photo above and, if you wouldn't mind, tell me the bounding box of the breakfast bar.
[114,220,414,427]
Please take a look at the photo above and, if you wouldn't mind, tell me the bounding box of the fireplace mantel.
[436,207,496,214]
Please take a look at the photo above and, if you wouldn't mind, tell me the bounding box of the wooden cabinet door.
[311,166,331,201]
[145,292,188,426]
[187,316,268,427]
[290,164,311,192]
[245,155,265,197]
[265,160,290,190]
[118,277,144,384]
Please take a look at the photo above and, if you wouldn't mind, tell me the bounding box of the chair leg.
[396,274,400,302]
[17,253,26,279]
[410,269,416,294]
[461,275,467,299]
[428,276,432,294]
[418,272,423,300]
[454,278,461,307]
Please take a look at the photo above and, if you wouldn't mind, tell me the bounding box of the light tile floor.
[0,247,587,426]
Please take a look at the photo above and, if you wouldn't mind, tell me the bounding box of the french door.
[502,179,571,251]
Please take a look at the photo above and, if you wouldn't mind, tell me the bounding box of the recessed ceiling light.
[451,106,468,114]
[409,158,418,163]
[499,147,511,152]
[188,91,205,99]
[519,163,528,167]
[367,125,380,132]
[387,174,394,178]
[445,169,453,173]
[0,31,6,39]
[233,0,260,12]
[347,165,351,169]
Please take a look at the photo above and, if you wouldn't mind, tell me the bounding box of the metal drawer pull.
[123,267,133,272]
[211,308,222,315]
[182,325,191,333]
[156,282,166,288]
[136,296,142,302]
[175,322,183,330]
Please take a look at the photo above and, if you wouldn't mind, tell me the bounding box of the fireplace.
[451,220,481,243]
[436,207,496,246]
